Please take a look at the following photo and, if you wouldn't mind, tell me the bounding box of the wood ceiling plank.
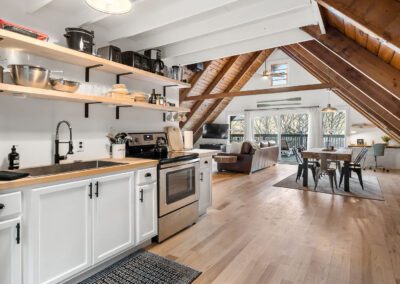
[181,55,240,128]
[317,0,400,49]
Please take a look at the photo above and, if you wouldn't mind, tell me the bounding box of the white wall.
[208,49,400,168]
[0,48,179,169]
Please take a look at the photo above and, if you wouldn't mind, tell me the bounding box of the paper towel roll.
[183,131,193,150]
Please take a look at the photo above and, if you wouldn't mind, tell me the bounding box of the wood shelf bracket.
[116,72,133,84]
[85,64,103,82]
[116,105,132,120]
[84,102,102,118]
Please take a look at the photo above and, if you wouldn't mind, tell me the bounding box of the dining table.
[301,148,353,192]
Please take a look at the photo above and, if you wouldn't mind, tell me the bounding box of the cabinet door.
[30,180,92,284]
[136,183,157,244]
[199,167,212,216]
[92,172,134,264]
[0,217,21,284]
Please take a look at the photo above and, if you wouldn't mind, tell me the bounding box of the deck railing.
[229,133,345,149]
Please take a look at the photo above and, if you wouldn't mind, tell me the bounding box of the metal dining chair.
[293,148,318,183]
[314,153,338,193]
[339,147,368,190]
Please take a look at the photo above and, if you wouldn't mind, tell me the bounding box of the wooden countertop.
[173,149,221,158]
[0,158,158,192]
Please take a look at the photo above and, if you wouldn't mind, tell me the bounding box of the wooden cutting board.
[165,126,184,151]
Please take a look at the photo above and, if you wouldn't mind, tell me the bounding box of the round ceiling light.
[85,0,132,15]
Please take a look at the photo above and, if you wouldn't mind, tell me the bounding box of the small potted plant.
[381,135,391,145]
[107,132,132,159]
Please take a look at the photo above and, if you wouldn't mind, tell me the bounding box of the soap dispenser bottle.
[8,145,20,170]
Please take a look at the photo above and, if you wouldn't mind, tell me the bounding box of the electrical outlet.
[77,141,84,152]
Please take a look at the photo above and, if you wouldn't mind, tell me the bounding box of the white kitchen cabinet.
[0,217,21,284]
[92,172,134,264]
[199,157,213,216]
[136,183,157,244]
[30,180,92,284]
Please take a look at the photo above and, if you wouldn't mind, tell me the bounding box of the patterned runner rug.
[79,250,201,284]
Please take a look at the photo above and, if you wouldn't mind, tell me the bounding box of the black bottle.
[8,145,20,170]
[149,89,157,104]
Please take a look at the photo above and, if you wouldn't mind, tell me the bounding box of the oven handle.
[159,158,200,169]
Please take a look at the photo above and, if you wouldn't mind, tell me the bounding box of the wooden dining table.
[301,148,353,192]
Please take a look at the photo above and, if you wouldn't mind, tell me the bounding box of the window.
[229,115,245,142]
[252,115,278,143]
[322,111,346,148]
[271,63,288,86]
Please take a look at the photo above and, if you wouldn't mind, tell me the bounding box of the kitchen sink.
[18,160,127,177]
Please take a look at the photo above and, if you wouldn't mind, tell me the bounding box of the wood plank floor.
[148,164,400,284]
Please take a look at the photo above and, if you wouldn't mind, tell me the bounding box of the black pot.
[64,28,94,54]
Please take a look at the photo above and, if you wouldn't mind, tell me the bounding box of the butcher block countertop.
[0,158,158,192]
[174,149,220,158]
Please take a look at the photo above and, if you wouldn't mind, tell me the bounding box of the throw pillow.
[260,141,269,148]
[230,142,243,154]
[241,141,259,154]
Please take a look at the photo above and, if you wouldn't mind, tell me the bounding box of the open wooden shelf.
[0,29,191,89]
[0,83,190,113]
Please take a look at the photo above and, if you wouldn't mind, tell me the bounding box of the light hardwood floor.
[149,164,400,284]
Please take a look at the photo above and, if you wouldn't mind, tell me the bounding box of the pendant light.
[85,0,132,14]
[321,90,338,112]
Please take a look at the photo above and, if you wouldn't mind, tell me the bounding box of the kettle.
[155,137,168,157]
[151,59,165,75]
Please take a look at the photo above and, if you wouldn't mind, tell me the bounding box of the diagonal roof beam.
[179,61,211,103]
[302,25,400,99]
[181,55,240,128]
[191,50,273,141]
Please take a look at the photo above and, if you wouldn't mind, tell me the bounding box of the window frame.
[270,62,288,87]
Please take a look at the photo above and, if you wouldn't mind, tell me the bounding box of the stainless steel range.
[126,132,200,242]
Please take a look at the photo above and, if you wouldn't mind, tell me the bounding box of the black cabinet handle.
[95,181,99,197]
[16,223,20,244]
[145,173,152,178]
[140,189,144,203]
[0,203,5,210]
[89,182,93,199]
[204,161,209,164]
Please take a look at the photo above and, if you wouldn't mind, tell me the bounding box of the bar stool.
[370,143,389,172]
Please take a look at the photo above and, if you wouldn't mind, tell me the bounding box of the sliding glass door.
[251,112,309,163]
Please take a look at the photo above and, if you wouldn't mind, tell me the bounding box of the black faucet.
[54,120,74,164]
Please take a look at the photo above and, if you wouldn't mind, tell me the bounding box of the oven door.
[159,160,200,217]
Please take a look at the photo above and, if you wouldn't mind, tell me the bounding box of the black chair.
[314,154,338,193]
[339,147,368,190]
[293,148,318,183]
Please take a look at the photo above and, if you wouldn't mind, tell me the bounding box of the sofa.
[216,141,279,174]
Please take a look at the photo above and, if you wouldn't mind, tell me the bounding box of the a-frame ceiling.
[182,0,400,143]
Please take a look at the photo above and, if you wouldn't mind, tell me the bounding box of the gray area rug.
[79,250,201,284]
[273,172,384,201]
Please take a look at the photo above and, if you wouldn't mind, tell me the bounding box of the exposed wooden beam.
[317,0,400,52]
[181,55,240,128]
[179,61,211,103]
[185,83,332,101]
[281,44,400,142]
[299,40,400,119]
[191,51,266,137]
[302,25,400,99]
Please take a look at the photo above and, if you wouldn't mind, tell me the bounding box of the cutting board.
[165,126,184,151]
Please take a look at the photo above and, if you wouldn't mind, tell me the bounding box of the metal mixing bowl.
[50,78,80,93]
[8,64,50,88]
